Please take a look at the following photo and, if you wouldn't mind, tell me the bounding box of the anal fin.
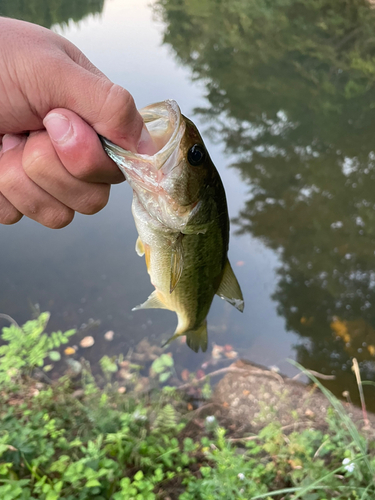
[217,260,245,312]
[132,290,167,311]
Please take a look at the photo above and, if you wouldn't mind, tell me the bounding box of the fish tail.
[186,321,208,353]
[162,320,208,353]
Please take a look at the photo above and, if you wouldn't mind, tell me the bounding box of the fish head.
[101,100,219,232]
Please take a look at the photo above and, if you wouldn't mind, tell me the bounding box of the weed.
[0,315,374,499]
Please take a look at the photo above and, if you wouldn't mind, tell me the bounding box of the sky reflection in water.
[1,0,375,407]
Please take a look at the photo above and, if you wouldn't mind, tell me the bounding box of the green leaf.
[46,491,59,500]
[48,351,61,362]
[86,479,101,488]
[134,470,144,481]
[159,372,171,383]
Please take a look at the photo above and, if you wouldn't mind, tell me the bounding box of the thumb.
[35,48,156,153]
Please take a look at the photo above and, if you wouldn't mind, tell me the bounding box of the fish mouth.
[101,100,185,185]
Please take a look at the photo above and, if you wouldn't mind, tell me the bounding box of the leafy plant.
[1,315,375,499]
[150,353,174,383]
[0,312,75,384]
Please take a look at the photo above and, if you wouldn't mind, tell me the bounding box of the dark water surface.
[2,0,375,407]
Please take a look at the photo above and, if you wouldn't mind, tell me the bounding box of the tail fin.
[186,321,208,353]
[162,321,208,353]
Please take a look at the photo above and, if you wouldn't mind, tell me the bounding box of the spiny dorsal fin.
[170,233,184,293]
[132,290,167,311]
[135,236,145,257]
[216,260,244,312]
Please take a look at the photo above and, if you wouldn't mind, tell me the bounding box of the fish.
[101,100,244,352]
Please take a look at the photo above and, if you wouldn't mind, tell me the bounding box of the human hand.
[0,17,156,228]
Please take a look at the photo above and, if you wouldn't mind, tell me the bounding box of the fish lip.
[100,99,184,174]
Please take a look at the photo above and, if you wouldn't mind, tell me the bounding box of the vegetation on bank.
[0,313,375,499]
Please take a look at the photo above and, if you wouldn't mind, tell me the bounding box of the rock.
[104,330,114,341]
[80,336,95,348]
[212,360,375,436]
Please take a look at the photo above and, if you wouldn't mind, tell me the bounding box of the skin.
[0,17,156,228]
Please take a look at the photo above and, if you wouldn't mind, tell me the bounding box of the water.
[1,0,375,407]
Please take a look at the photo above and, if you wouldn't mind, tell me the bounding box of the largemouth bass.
[102,100,244,352]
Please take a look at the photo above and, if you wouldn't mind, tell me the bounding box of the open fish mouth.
[100,100,185,187]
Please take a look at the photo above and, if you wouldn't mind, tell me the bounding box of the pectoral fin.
[132,290,167,311]
[217,260,245,312]
[162,321,208,353]
[135,236,145,257]
[170,233,184,293]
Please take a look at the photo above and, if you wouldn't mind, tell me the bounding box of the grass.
[0,313,375,499]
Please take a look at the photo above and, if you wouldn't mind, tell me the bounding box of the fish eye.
[187,144,206,167]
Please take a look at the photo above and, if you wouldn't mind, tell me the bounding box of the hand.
[0,17,156,228]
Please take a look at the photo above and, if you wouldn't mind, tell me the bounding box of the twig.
[229,421,314,443]
[0,313,20,329]
[352,358,370,429]
[178,365,285,390]
[292,369,335,381]
[177,366,247,389]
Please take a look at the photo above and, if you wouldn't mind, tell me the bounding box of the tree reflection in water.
[157,0,375,405]
[0,0,104,28]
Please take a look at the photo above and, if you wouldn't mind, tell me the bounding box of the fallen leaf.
[224,350,238,359]
[118,369,132,381]
[181,369,190,381]
[368,345,375,356]
[243,390,250,396]
[104,330,114,341]
[212,344,224,359]
[222,401,229,408]
[187,403,193,411]
[80,336,95,348]
[64,347,76,356]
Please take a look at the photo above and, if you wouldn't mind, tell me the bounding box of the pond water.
[1,0,375,408]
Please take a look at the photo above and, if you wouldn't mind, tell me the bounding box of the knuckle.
[23,143,49,178]
[107,83,135,111]
[79,186,110,215]
[99,83,137,129]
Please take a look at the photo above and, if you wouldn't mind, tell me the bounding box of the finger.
[43,108,124,184]
[0,134,74,229]
[0,192,23,225]
[1,19,156,153]
[23,130,111,214]
[37,46,155,152]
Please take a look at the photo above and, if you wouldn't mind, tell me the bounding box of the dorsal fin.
[132,290,167,311]
[216,260,244,312]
